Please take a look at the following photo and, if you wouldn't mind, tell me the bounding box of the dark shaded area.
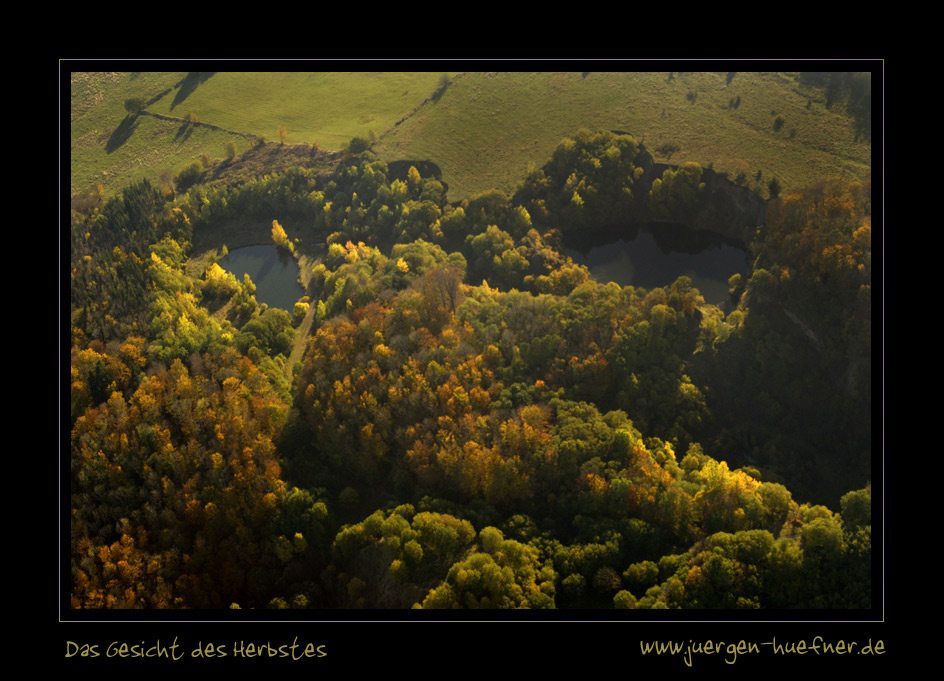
[562,221,749,303]
[800,71,871,142]
[174,162,203,192]
[105,114,139,153]
[175,119,196,142]
[647,221,746,255]
[170,71,215,110]
[431,74,450,102]
[690,294,872,508]
[387,159,443,182]
[348,137,370,153]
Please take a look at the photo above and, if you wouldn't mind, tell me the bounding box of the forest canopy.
[69,110,872,612]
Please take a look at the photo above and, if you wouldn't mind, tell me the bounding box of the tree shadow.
[105,114,140,153]
[431,75,450,103]
[171,72,215,110]
[175,120,195,142]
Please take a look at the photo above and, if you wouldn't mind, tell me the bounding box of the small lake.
[564,223,748,305]
[219,245,304,310]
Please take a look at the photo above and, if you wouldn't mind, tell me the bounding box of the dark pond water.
[564,223,749,305]
[219,245,304,310]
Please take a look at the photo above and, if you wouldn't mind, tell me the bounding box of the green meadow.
[70,69,871,201]
[145,71,448,148]
[379,71,871,199]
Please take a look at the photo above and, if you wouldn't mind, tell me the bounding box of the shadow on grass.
[106,114,140,153]
[431,75,451,103]
[171,72,215,110]
[175,120,195,142]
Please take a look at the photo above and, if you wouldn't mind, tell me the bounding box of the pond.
[219,245,304,310]
[563,223,749,305]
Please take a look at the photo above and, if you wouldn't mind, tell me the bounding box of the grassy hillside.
[70,71,449,197]
[69,70,871,203]
[145,71,448,149]
[70,72,231,196]
[376,71,872,199]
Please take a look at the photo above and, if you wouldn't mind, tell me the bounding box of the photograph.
[64,64,881,669]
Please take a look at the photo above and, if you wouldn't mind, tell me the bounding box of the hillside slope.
[377,71,871,199]
[69,70,872,204]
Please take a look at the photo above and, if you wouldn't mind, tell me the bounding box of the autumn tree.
[271,219,294,254]
[70,126,870,613]
[71,348,325,609]
[424,266,465,329]
[202,262,240,300]
[407,165,422,198]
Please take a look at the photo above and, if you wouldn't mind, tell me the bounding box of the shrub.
[656,142,681,159]
[124,97,145,115]
[349,137,369,154]
[175,162,203,192]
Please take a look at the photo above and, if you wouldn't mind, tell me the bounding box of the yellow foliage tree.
[271,220,294,253]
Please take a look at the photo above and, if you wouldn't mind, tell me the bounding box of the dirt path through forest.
[287,300,316,382]
[285,251,321,383]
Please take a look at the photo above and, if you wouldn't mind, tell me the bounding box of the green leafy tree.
[175,161,203,192]
[349,137,369,154]
[418,527,555,609]
[124,97,145,115]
